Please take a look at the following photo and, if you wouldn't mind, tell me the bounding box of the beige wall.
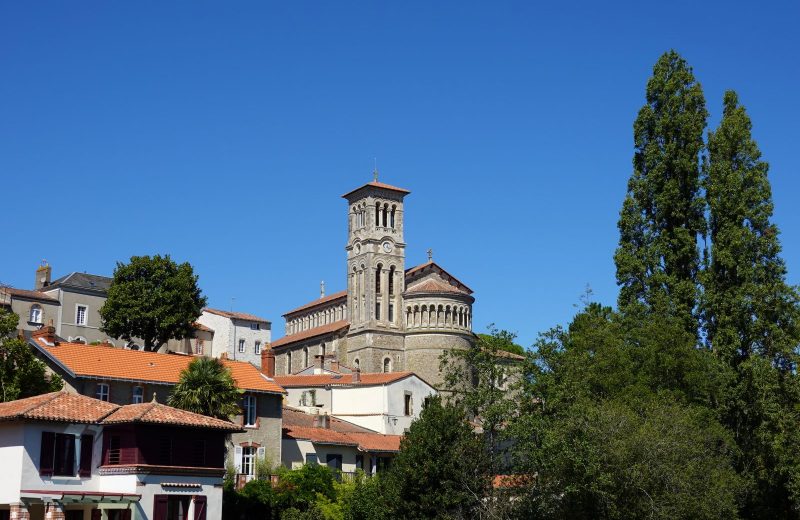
[8,298,60,333]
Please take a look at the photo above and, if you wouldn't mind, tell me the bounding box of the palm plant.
[168,357,242,419]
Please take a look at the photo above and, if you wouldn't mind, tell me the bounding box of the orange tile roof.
[283,291,347,317]
[104,401,241,431]
[273,371,417,388]
[271,320,349,349]
[4,287,60,303]
[404,261,473,294]
[341,180,411,199]
[282,407,402,452]
[405,278,469,295]
[204,308,270,324]
[32,338,285,394]
[193,322,214,333]
[0,391,117,424]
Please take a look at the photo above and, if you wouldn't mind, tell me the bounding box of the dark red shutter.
[153,495,168,520]
[79,435,93,477]
[120,509,131,520]
[193,496,207,520]
[91,510,101,520]
[39,431,55,476]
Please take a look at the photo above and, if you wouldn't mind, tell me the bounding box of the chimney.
[35,262,52,290]
[330,359,340,372]
[32,319,57,345]
[313,413,330,429]
[261,347,276,378]
[352,367,361,384]
[314,354,324,373]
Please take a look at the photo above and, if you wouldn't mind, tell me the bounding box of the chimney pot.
[352,367,361,384]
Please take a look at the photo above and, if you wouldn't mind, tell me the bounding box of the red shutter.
[120,509,131,520]
[153,495,168,520]
[91,510,101,520]
[193,496,207,520]
[79,435,93,477]
[39,431,55,476]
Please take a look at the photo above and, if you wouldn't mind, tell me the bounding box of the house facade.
[0,391,241,520]
[28,327,286,481]
[196,309,271,367]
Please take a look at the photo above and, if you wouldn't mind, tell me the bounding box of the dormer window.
[29,304,42,324]
[251,323,260,330]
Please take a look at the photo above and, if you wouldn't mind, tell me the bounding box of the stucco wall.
[229,393,283,468]
[0,424,24,503]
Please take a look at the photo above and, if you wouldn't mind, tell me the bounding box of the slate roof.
[282,407,402,452]
[44,273,112,293]
[30,338,285,394]
[283,291,347,317]
[204,308,271,324]
[271,320,349,349]
[0,391,241,431]
[273,371,418,388]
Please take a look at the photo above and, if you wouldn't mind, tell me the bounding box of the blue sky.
[1,1,798,348]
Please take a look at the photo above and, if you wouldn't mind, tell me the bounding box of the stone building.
[270,177,476,389]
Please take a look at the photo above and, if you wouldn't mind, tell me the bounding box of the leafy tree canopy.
[0,309,63,402]
[168,357,241,419]
[99,254,207,351]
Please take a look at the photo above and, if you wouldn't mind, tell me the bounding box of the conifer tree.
[704,91,800,515]
[615,51,708,334]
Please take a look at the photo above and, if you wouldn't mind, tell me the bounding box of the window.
[30,304,42,324]
[305,453,318,465]
[404,393,413,416]
[39,432,83,477]
[238,339,245,353]
[96,383,109,402]
[375,302,381,321]
[388,303,394,323]
[75,305,87,326]
[241,446,256,476]
[107,435,121,464]
[353,358,360,369]
[287,351,292,373]
[250,323,260,330]
[243,395,257,427]
[326,453,343,471]
[254,341,261,355]
[383,357,391,373]
[303,347,309,367]
[191,439,206,467]
[356,454,364,470]
[195,339,204,355]
[153,495,192,520]
[388,266,395,295]
[375,264,382,294]
[132,386,144,404]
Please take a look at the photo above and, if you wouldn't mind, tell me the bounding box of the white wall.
[0,424,24,503]
[281,439,362,473]
[197,312,271,367]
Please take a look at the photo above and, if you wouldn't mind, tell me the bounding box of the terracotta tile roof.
[282,407,402,452]
[492,349,526,361]
[271,320,349,349]
[405,278,469,295]
[3,287,60,303]
[493,474,531,489]
[273,371,416,388]
[0,391,117,424]
[405,261,473,294]
[32,339,285,394]
[283,291,347,317]
[193,322,214,333]
[341,180,411,199]
[103,401,242,431]
[204,308,270,324]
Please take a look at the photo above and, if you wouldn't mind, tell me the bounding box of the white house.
[273,370,436,435]
[197,308,271,367]
[0,391,241,520]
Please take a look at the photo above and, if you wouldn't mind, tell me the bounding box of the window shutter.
[153,495,169,520]
[193,496,207,520]
[39,431,55,476]
[234,446,243,473]
[91,510,101,520]
[120,509,131,520]
[256,446,265,460]
[79,434,93,477]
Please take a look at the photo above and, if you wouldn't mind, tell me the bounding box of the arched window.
[303,347,309,368]
[383,357,392,373]
[287,351,293,374]
[390,205,396,228]
[375,202,381,226]
[375,264,382,294]
[29,304,42,324]
[382,203,388,227]
[321,343,326,357]
[388,266,395,295]
[354,358,360,369]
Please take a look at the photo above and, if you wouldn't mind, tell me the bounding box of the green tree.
[99,254,207,351]
[384,395,488,520]
[274,463,337,514]
[703,90,800,516]
[168,357,242,419]
[615,50,708,334]
[0,309,62,401]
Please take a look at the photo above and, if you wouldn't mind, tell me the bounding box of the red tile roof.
[283,291,347,317]
[341,181,411,199]
[405,279,469,295]
[271,320,349,349]
[404,261,473,294]
[0,391,242,431]
[282,407,402,452]
[32,339,285,394]
[0,391,117,424]
[104,401,241,431]
[204,308,270,324]
[3,287,60,303]
[273,371,417,388]
[193,322,214,333]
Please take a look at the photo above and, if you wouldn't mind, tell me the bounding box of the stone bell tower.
[342,172,410,372]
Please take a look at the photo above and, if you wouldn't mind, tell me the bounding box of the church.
[270,176,476,389]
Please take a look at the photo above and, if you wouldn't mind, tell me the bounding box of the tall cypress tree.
[704,91,800,516]
[615,51,708,334]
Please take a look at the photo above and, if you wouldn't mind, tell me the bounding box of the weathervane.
[427,248,433,262]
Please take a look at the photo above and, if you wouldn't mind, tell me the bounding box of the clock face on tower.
[382,241,393,253]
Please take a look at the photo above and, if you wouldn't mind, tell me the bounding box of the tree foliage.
[168,357,242,419]
[99,254,207,351]
[0,309,62,402]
